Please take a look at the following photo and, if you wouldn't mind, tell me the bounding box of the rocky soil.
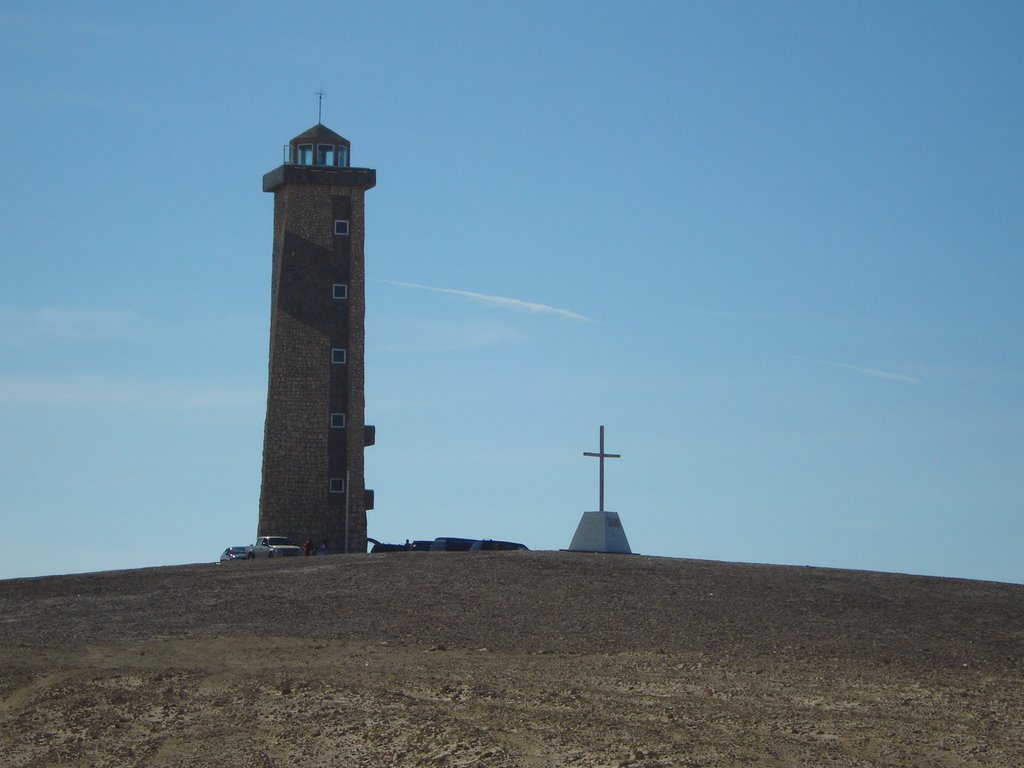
[1,551,1022,767]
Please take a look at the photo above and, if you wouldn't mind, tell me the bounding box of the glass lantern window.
[317,144,335,166]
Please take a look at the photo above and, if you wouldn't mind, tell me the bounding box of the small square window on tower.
[332,283,348,300]
[331,348,347,364]
[329,477,346,494]
[330,413,346,429]
[334,220,349,236]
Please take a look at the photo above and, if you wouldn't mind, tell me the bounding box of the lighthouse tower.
[257,124,376,553]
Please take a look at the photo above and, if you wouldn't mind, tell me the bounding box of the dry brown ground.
[1,551,1022,767]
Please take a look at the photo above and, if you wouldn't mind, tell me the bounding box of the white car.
[247,536,303,558]
[219,546,250,563]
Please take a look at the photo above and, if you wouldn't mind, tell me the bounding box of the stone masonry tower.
[258,123,376,553]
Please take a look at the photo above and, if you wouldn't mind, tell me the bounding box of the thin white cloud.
[0,307,137,344]
[382,280,591,322]
[803,357,921,384]
[0,375,263,410]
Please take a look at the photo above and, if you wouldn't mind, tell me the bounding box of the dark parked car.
[469,539,528,551]
[368,537,529,553]
[430,537,478,552]
[368,539,434,553]
[370,541,408,553]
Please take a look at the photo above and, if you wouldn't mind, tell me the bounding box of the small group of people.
[303,540,329,556]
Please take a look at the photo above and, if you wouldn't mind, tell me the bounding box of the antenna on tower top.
[315,88,326,124]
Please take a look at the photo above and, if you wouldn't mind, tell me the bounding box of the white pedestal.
[568,510,632,554]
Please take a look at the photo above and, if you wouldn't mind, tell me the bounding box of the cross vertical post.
[583,425,621,512]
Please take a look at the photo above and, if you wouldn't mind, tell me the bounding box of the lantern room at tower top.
[264,123,375,194]
[282,123,350,167]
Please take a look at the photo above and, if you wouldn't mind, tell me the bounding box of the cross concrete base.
[567,510,632,554]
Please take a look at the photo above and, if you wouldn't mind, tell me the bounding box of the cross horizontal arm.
[583,452,620,458]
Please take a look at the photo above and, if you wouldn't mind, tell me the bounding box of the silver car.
[219,546,249,563]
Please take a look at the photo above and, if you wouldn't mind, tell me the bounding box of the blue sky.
[1,1,1021,583]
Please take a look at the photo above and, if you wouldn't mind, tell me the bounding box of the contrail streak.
[382,280,590,322]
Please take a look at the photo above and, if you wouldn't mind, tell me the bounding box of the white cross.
[583,425,620,512]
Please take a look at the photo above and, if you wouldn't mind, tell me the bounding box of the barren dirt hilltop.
[2,551,1022,767]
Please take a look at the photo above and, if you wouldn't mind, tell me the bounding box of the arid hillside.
[2,552,1022,767]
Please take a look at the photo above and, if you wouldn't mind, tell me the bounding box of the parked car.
[430,537,478,552]
[219,546,250,563]
[369,536,528,553]
[247,536,303,558]
[368,539,435,553]
[370,541,408,553]
[469,539,528,551]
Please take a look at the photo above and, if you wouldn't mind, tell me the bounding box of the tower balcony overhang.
[263,165,376,193]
